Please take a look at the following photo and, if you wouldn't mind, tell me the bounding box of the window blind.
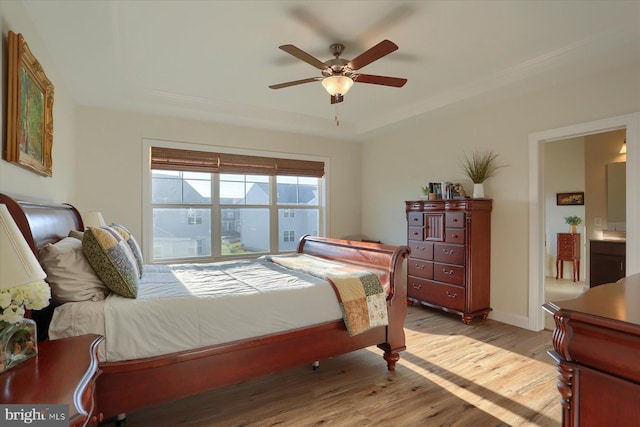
[151,147,324,177]
[150,147,219,173]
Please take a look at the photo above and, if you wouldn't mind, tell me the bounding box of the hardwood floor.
[103,306,561,426]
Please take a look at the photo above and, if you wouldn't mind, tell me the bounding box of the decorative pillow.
[39,237,109,303]
[82,227,139,298]
[110,223,144,278]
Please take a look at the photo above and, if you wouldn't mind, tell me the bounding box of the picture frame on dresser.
[4,31,54,177]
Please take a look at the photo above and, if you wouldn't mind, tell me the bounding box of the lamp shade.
[0,204,46,291]
[321,75,354,96]
[83,211,106,228]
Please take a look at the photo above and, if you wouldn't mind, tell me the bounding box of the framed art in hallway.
[5,31,54,177]
[556,192,584,206]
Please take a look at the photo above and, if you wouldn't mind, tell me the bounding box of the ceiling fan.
[269,40,407,104]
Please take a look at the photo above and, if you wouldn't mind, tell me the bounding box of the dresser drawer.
[433,262,465,286]
[407,277,465,312]
[445,228,465,244]
[408,226,424,241]
[446,212,465,228]
[407,212,424,227]
[434,243,465,265]
[558,247,575,257]
[408,259,433,279]
[408,241,433,260]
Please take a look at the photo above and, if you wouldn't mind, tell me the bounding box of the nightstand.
[0,334,104,427]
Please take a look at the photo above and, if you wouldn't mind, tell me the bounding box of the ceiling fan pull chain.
[335,104,340,126]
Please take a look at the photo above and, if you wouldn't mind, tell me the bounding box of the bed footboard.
[298,235,410,370]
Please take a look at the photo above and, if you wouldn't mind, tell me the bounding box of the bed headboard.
[0,193,84,256]
[0,194,84,340]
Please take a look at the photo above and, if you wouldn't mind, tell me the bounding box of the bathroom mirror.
[606,161,626,229]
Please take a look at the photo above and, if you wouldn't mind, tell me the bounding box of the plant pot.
[473,183,485,198]
[571,225,578,234]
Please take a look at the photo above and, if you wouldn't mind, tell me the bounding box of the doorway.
[528,112,640,331]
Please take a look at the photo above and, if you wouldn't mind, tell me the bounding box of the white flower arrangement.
[0,281,50,325]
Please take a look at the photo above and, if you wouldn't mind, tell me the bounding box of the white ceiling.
[21,0,640,140]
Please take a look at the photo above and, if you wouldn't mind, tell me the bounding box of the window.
[149,146,324,262]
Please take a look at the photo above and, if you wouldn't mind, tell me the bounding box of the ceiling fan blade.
[330,94,344,104]
[279,45,328,70]
[354,74,407,87]
[269,77,322,89]
[347,40,398,70]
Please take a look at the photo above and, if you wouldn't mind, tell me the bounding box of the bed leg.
[116,413,127,426]
[312,360,320,371]
[383,351,400,372]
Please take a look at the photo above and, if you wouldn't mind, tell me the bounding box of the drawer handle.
[415,264,424,270]
[412,217,420,222]
[445,291,458,298]
[450,218,458,222]
[416,246,425,251]
[425,204,437,208]
[442,268,454,275]
[412,283,422,290]
[442,248,455,255]
[450,234,459,239]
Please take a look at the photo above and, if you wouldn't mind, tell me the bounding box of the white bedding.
[49,259,343,362]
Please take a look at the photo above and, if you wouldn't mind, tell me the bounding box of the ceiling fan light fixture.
[322,75,354,96]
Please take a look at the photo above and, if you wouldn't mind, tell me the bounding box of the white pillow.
[39,237,109,303]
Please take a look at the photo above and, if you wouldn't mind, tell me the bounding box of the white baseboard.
[487,309,531,330]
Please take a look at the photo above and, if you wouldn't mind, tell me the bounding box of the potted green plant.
[564,216,583,234]
[460,149,506,198]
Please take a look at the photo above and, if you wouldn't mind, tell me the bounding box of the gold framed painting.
[5,31,54,177]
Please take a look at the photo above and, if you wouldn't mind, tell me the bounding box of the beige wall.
[0,1,78,203]
[74,107,362,243]
[361,62,640,326]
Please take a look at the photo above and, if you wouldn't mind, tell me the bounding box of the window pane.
[152,171,211,204]
[220,174,269,205]
[278,208,319,251]
[153,208,211,260]
[221,208,269,255]
[277,176,319,205]
[183,178,211,203]
[152,176,183,204]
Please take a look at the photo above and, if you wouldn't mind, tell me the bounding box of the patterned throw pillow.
[110,223,144,278]
[82,226,139,298]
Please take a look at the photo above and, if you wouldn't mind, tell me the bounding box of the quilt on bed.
[267,254,388,335]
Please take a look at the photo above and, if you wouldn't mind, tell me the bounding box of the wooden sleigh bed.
[0,193,410,422]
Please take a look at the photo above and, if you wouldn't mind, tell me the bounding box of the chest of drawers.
[556,233,580,282]
[405,199,492,324]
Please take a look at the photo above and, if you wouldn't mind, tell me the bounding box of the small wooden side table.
[0,334,104,427]
[556,233,580,282]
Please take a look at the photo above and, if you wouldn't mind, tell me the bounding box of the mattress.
[49,258,343,362]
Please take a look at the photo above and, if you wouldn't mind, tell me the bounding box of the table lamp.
[0,203,48,372]
[83,211,106,228]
